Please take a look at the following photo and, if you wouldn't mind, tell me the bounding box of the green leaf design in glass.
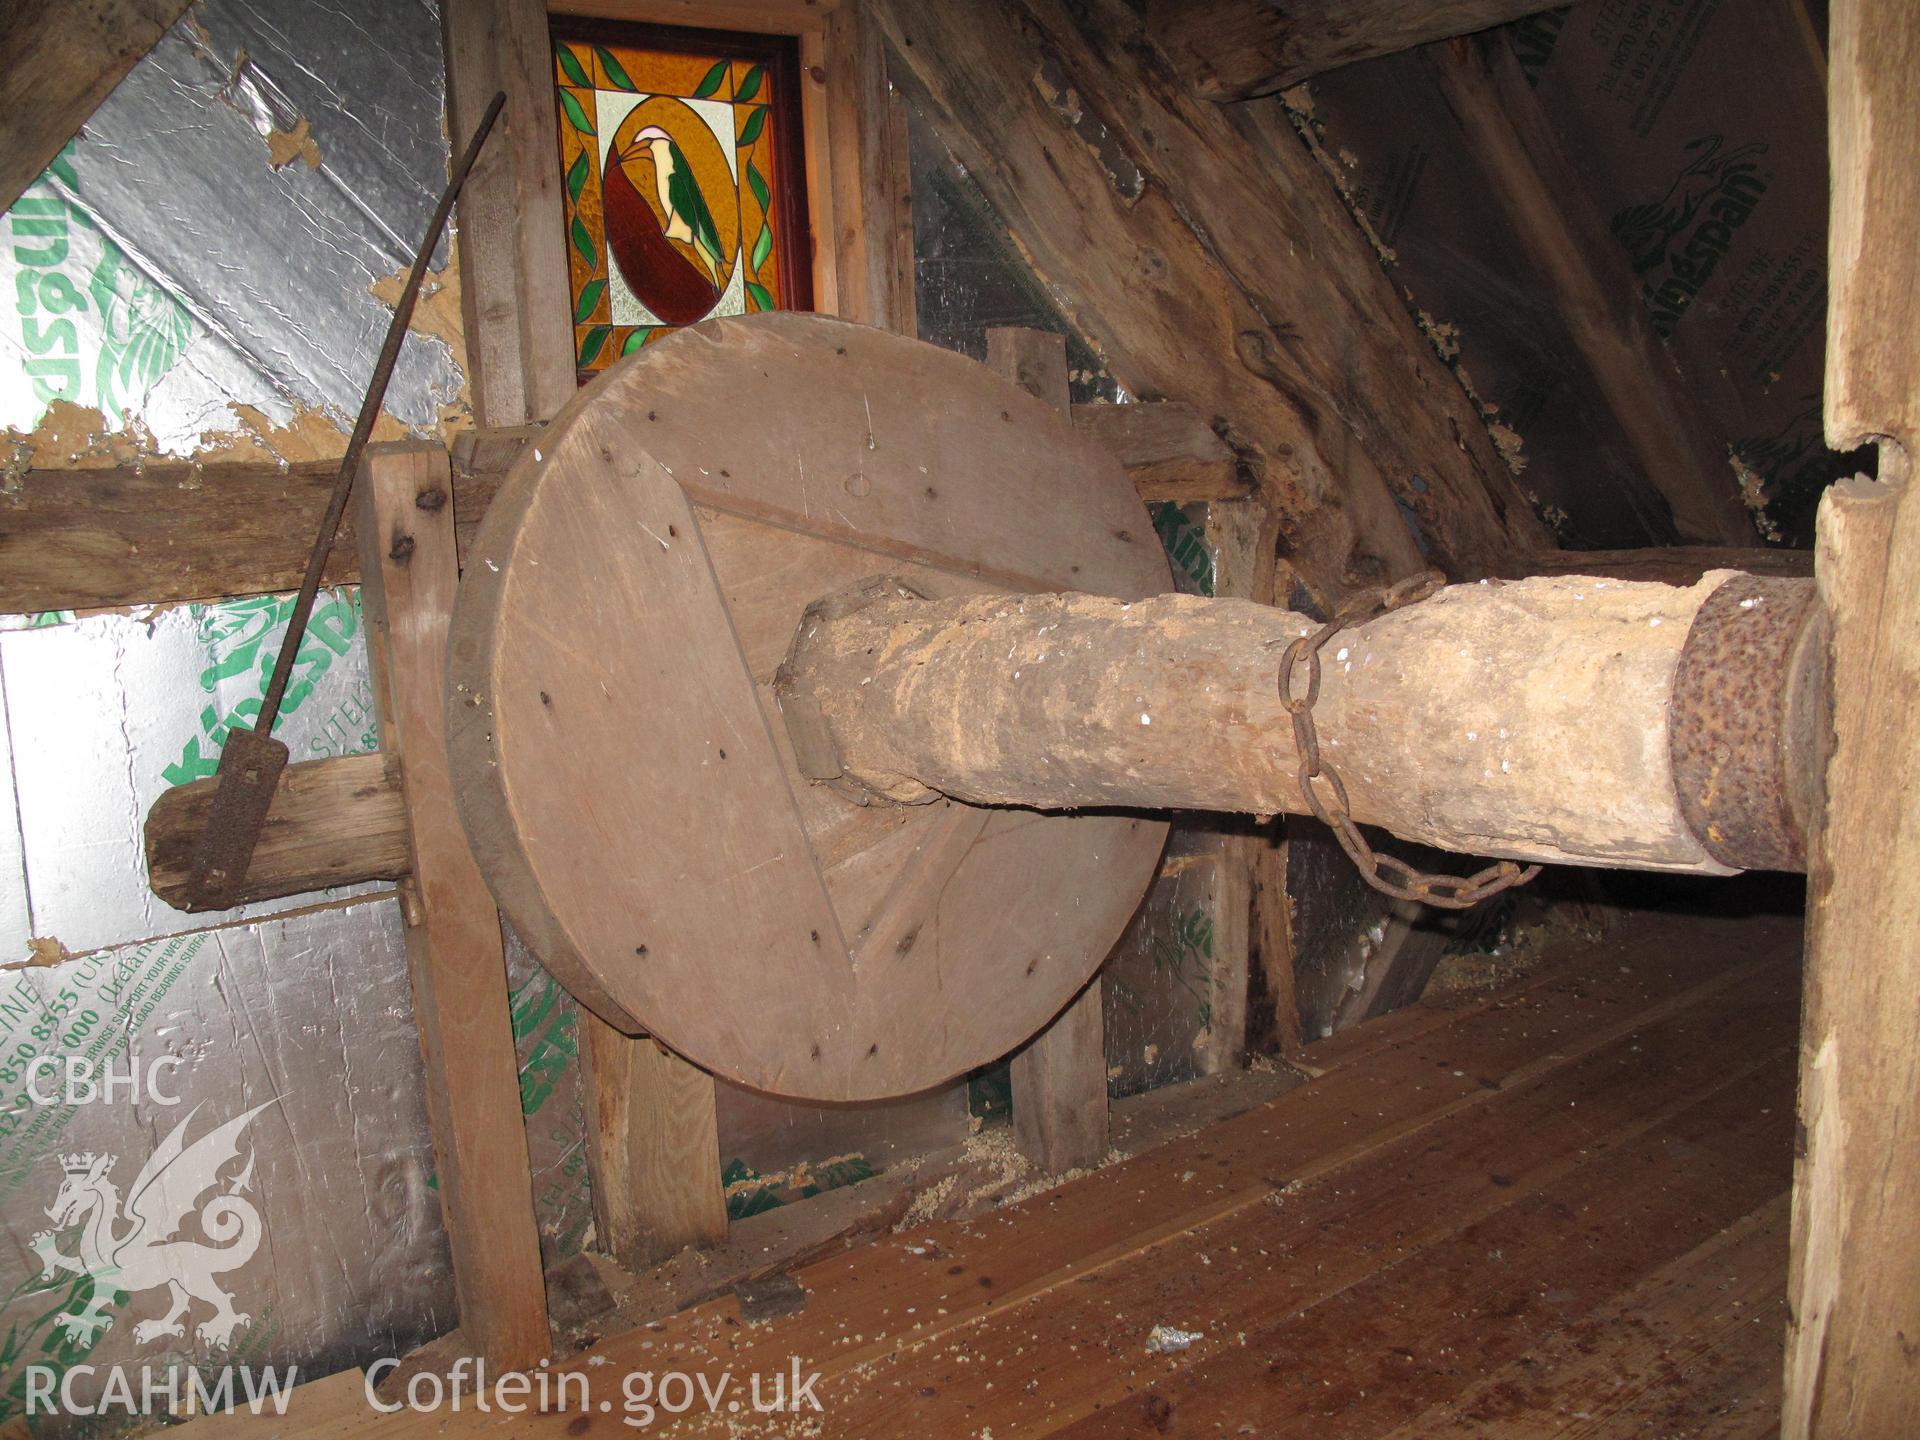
[692,59,729,99]
[746,159,770,211]
[739,105,767,147]
[596,46,637,92]
[559,89,595,135]
[736,64,764,104]
[750,223,772,274]
[570,214,595,265]
[556,46,590,87]
[574,278,606,323]
[622,327,655,355]
[579,324,611,365]
[745,280,773,313]
[566,149,589,202]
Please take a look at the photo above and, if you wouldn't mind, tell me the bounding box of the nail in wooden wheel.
[447,313,1170,1101]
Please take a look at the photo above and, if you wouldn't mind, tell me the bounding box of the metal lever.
[183,90,507,910]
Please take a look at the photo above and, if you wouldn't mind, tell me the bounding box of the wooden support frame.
[354,442,550,1369]
[440,0,918,1271]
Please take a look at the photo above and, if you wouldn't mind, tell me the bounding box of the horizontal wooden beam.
[1074,401,1249,501]
[1498,546,1812,585]
[145,751,408,911]
[1147,0,1566,101]
[3,408,1226,615]
[0,429,524,615]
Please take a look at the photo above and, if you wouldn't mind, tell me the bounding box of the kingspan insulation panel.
[0,592,379,960]
[0,902,453,1426]
[0,0,460,453]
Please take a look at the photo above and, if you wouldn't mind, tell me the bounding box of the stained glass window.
[552,23,812,381]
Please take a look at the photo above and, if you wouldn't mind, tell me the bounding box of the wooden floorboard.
[1069,1057,1793,1436]
[1375,1194,1789,1438]
[236,909,1799,1438]
[804,942,1799,1436]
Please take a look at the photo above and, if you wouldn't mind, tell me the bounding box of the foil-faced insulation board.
[0,902,454,1424]
[0,2,593,1414]
[0,593,378,959]
[504,926,594,1259]
[0,0,458,452]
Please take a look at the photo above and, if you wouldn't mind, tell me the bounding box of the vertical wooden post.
[990,326,1111,1172]
[985,325,1071,408]
[1197,498,1263,1074]
[580,1020,729,1269]
[1784,1,1920,1433]
[441,0,575,428]
[1011,981,1108,1173]
[1245,509,1304,1061]
[356,441,549,1368]
[820,0,918,334]
[1251,831,1304,1059]
[444,0,737,1266]
[1201,851,1252,1073]
[886,87,918,338]
[825,2,895,330]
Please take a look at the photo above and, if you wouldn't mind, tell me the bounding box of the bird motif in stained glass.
[552,31,807,379]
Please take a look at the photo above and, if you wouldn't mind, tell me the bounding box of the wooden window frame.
[444,0,910,430]
[554,0,852,322]
[549,16,818,377]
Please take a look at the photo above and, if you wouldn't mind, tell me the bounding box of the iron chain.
[1278,569,1543,911]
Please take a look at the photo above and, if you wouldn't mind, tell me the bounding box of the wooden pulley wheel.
[447,313,1170,1101]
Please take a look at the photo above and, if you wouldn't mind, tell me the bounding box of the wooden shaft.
[132,542,1818,914]
[779,572,1818,876]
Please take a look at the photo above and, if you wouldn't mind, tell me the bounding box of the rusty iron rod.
[184,91,505,909]
[256,89,505,733]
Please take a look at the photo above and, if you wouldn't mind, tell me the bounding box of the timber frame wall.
[11,4,1913,1430]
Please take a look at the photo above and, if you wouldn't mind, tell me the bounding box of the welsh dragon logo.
[28,1104,271,1349]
